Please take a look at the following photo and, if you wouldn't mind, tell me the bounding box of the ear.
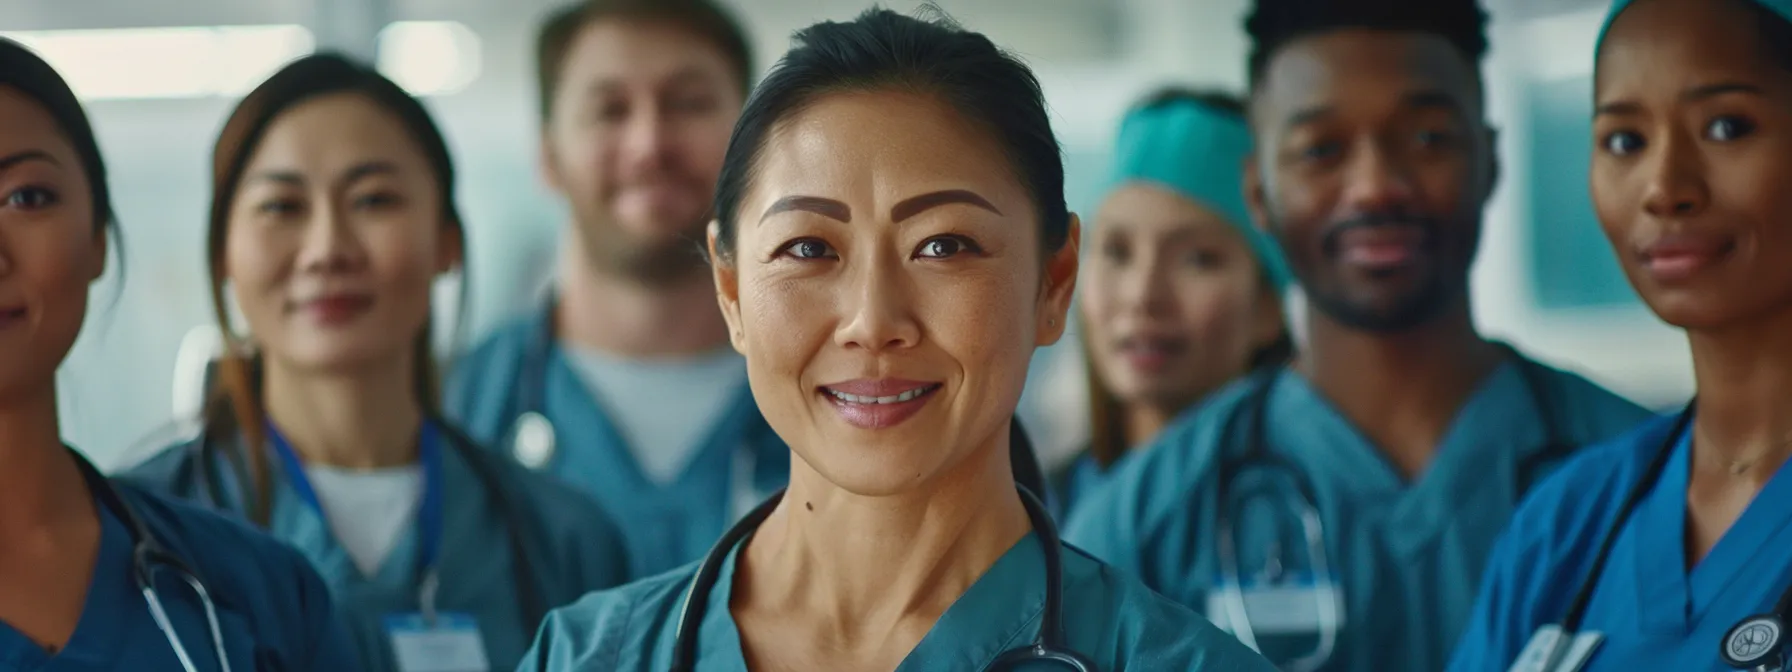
[538,129,566,196]
[708,221,746,353]
[1243,154,1272,236]
[437,221,466,275]
[1036,214,1081,347]
[87,223,109,283]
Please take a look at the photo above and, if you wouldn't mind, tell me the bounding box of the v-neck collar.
[1631,421,1792,633]
[269,464,421,590]
[1264,360,1550,555]
[542,347,764,492]
[694,533,1048,670]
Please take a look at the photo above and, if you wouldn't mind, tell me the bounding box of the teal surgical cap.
[1104,99,1292,291]
[1598,0,1792,59]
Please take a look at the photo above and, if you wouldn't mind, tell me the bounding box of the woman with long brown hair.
[125,54,628,672]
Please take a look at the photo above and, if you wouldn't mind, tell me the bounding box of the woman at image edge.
[0,38,356,672]
[1447,0,1792,669]
[516,8,1274,672]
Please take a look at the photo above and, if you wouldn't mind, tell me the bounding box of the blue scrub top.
[445,315,790,579]
[1063,355,1652,672]
[1449,412,1792,671]
[122,424,630,672]
[0,476,356,671]
[516,532,1276,671]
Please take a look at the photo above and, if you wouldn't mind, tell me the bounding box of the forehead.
[556,19,736,91]
[1597,0,1787,98]
[745,90,1032,220]
[1098,183,1229,228]
[0,87,78,162]
[1253,29,1482,125]
[247,93,428,173]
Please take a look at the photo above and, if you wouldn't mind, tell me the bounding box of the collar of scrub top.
[265,419,450,620]
[1103,99,1293,292]
[1596,0,1792,59]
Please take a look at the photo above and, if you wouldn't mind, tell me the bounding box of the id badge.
[386,613,489,672]
[1205,574,1345,635]
[1507,625,1603,672]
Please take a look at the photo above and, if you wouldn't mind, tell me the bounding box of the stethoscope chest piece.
[1722,614,1786,670]
[512,411,556,470]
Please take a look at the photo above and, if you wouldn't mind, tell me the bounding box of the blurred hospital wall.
[1,0,1689,469]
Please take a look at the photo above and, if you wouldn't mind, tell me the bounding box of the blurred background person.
[1053,87,1292,517]
[1065,0,1654,669]
[124,54,629,671]
[441,0,791,582]
[0,38,357,672]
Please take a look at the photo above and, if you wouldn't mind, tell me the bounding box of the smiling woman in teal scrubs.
[0,38,355,671]
[1448,0,1792,669]
[123,54,629,672]
[517,8,1273,672]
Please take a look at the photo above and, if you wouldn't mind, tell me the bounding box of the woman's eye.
[778,238,835,260]
[257,199,303,216]
[1706,116,1755,142]
[352,192,402,211]
[1100,239,1129,263]
[1601,130,1645,157]
[3,185,59,210]
[915,235,982,259]
[1184,249,1224,269]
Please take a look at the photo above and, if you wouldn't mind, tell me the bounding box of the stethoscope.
[505,293,769,518]
[669,487,1101,672]
[71,450,234,672]
[1528,403,1792,672]
[1217,348,1575,670]
[193,411,548,630]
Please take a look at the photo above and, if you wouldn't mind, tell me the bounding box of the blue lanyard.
[264,420,446,572]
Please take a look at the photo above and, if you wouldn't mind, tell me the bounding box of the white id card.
[1507,625,1603,672]
[1205,578,1345,635]
[386,613,490,672]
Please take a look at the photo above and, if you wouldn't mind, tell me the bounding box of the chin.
[279,344,402,375]
[794,432,955,497]
[614,210,707,240]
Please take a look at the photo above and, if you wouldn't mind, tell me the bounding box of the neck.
[1123,403,1179,448]
[262,354,424,469]
[0,385,91,534]
[556,233,731,357]
[738,428,1031,649]
[1297,298,1504,478]
[1687,309,1792,484]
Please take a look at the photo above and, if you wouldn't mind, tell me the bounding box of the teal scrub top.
[121,423,630,672]
[445,315,791,580]
[1063,353,1652,672]
[0,470,357,671]
[516,532,1276,671]
[1449,411,1792,671]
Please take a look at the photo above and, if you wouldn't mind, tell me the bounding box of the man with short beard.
[1064,1,1654,670]
[446,0,788,581]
